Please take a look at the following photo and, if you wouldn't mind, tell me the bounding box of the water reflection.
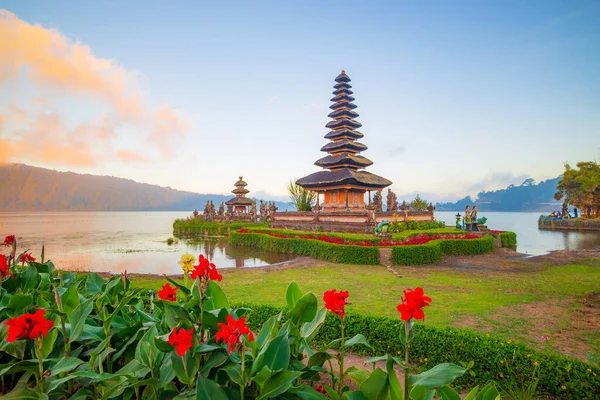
[0,212,294,275]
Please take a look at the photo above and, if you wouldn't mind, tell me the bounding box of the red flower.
[396,287,432,321]
[4,309,54,342]
[216,314,254,354]
[168,327,194,356]
[19,253,36,264]
[315,385,327,394]
[190,254,222,282]
[323,289,349,318]
[3,235,15,247]
[0,255,9,278]
[158,283,179,302]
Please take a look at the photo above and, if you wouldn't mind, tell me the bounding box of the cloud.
[463,171,530,194]
[388,145,405,157]
[0,10,191,165]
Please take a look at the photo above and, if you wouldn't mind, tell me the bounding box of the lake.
[1,211,599,274]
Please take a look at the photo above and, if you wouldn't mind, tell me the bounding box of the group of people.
[463,205,478,223]
[548,206,577,219]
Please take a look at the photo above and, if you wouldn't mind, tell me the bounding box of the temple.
[226,176,253,214]
[296,71,392,211]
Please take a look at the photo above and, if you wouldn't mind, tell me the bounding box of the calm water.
[0,212,294,275]
[1,211,599,274]
[436,211,600,255]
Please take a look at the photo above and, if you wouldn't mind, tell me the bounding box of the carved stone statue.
[386,189,398,213]
[192,209,199,218]
[428,202,435,214]
[218,202,224,216]
[259,200,266,220]
[372,190,383,213]
[250,201,257,222]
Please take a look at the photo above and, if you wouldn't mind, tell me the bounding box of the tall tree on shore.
[409,194,429,211]
[554,161,600,218]
[287,179,316,211]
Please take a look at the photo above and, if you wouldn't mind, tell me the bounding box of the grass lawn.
[131,256,600,359]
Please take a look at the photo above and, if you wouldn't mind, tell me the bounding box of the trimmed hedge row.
[229,231,381,265]
[391,236,495,265]
[499,231,517,250]
[239,303,600,400]
[172,220,264,236]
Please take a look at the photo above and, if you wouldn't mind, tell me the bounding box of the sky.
[1,1,599,202]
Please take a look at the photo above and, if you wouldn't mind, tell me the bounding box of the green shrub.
[229,231,380,265]
[499,231,517,250]
[391,241,442,265]
[240,303,600,400]
[439,236,495,256]
[172,219,265,236]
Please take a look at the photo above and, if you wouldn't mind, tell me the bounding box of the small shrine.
[296,71,392,211]
[225,177,253,214]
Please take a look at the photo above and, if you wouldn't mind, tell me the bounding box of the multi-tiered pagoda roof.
[296,71,392,190]
[225,176,253,208]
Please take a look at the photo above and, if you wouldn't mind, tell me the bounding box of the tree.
[554,161,600,218]
[287,179,316,212]
[409,194,429,212]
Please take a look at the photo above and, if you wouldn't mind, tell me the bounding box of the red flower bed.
[237,229,479,247]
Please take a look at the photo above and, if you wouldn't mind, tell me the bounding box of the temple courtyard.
[131,248,600,361]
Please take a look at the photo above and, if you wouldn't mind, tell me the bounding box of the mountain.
[0,163,291,211]
[435,177,562,212]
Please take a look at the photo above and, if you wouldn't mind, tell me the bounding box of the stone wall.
[271,210,434,233]
[538,218,600,231]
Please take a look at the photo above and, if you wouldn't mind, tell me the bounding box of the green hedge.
[172,219,265,236]
[241,227,379,243]
[499,231,517,250]
[391,236,495,265]
[229,231,380,265]
[240,303,600,400]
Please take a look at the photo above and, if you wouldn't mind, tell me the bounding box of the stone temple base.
[271,211,434,233]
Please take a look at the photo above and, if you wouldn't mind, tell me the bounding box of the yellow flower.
[561,385,566,390]
[501,343,504,346]
[475,337,479,340]
[419,359,423,363]
[499,373,504,378]
[178,253,195,274]
[526,354,531,358]
[507,340,512,344]
[593,373,597,377]
[500,360,504,364]
[424,358,428,362]
[402,361,406,365]
[534,361,538,366]
[397,351,401,355]
[587,368,592,373]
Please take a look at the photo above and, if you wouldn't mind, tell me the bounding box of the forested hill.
[435,177,562,212]
[0,164,290,211]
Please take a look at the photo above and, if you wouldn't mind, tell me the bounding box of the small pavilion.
[225,176,253,214]
[296,71,392,211]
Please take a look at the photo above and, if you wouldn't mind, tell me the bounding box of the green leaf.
[300,308,326,341]
[290,293,317,325]
[463,386,480,400]
[204,280,229,311]
[295,386,328,399]
[257,371,301,400]
[342,392,368,400]
[196,373,228,400]
[0,388,47,399]
[286,282,303,310]
[253,316,277,351]
[200,351,228,376]
[6,293,33,317]
[1,338,26,359]
[399,319,414,346]
[346,366,371,386]
[69,298,94,343]
[386,357,403,400]
[50,357,84,376]
[252,365,272,390]
[158,355,176,388]
[86,273,105,295]
[171,350,198,385]
[261,334,290,372]
[60,284,80,314]
[410,385,434,400]
[308,351,334,369]
[359,368,389,400]
[475,383,500,400]
[40,327,58,358]
[436,385,461,400]
[222,363,243,386]
[164,276,191,295]
[344,334,371,349]
[409,363,466,390]
[136,325,160,369]
[21,265,39,291]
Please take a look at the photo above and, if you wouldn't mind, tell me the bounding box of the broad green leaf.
[386,357,403,400]
[257,371,301,400]
[136,325,160,369]
[6,292,33,317]
[399,319,414,346]
[222,363,243,386]
[307,351,334,369]
[286,282,303,310]
[204,280,229,311]
[342,392,368,400]
[163,302,192,330]
[300,308,326,341]
[475,383,500,400]
[410,385,434,400]
[359,368,389,400]
[86,273,105,295]
[171,350,198,385]
[0,388,46,399]
[295,386,328,399]
[1,339,26,359]
[159,355,176,388]
[344,334,372,349]
[409,363,466,390]
[252,365,272,390]
[69,297,94,343]
[346,366,371,386]
[436,385,461,400]
[290,293,317,325]
[261,334,290,372]
[114,359,151,379]
[196,373,228,400]
[60,284,80,314]
[21,265,39,291]
[200,351,228,376]
[40,327,58,358]
[165,276,191,295]
[463,385,480,400]
[50,357,84,376]
[68,389,94,400]
[253,316,277,351]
